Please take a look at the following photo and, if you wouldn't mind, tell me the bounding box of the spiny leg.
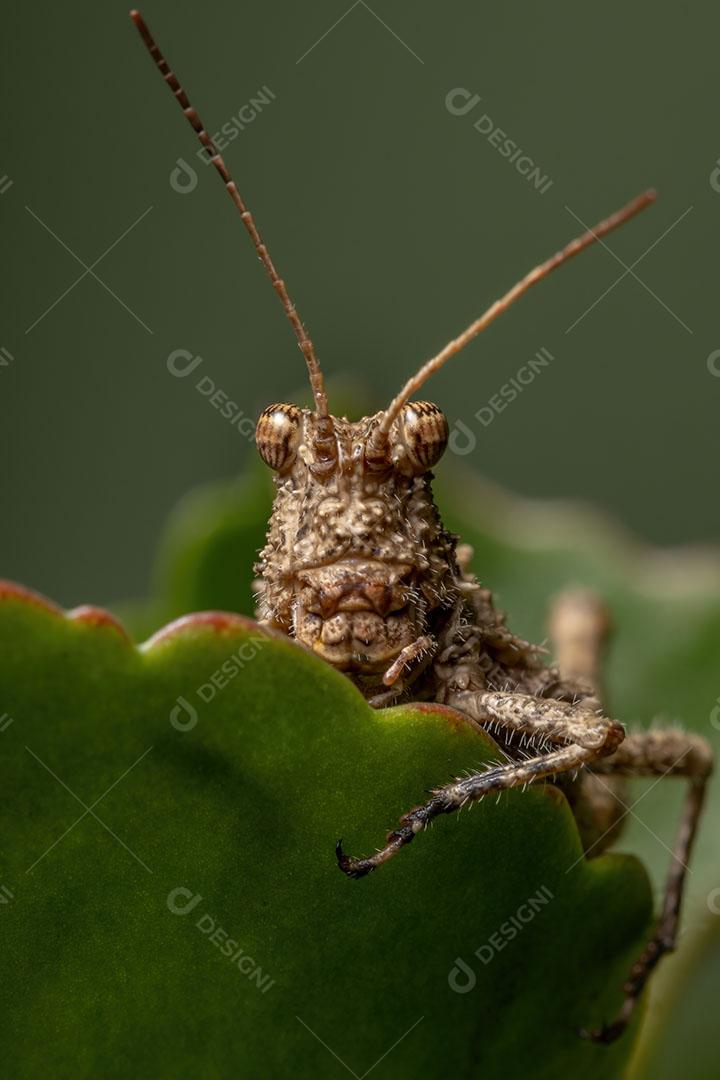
[549,589,628,851]
[336,690,624,878]
[548,587,610,702]
[582,729,713,1044]
[551,589,715,1042]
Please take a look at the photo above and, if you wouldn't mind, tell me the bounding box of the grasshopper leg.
[336,690,624,877]
[583,730,713,1043]
[549,589,714,1043]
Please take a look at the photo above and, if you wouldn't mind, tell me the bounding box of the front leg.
[367,635,437,708]
[336,690,624,877]
[382,635,435,688]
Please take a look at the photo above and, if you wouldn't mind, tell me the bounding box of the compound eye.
[400,401,448,472]
[256,404,302,472]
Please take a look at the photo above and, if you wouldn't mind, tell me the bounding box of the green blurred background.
[2,0,719,608]
[3,4,720,1075]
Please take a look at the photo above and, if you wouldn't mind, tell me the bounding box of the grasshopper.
[131,10,713,1044]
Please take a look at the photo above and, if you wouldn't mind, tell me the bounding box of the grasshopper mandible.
[131,10,713,1044]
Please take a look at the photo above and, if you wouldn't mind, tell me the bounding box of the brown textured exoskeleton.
[132,11,713,1044]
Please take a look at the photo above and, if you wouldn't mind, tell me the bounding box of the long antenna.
[130,10,331,419]
[377,189,657,436]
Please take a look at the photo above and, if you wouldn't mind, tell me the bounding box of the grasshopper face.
[254,403,457,687]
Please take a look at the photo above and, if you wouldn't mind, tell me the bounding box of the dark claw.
[578,1021,624,1045]
[335,839,374,879]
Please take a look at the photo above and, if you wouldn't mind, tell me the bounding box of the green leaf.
[117,460,720,1075]
[0,584,650,1078]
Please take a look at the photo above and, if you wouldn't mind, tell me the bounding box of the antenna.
[377,189,657,436]
[129,10,331,420]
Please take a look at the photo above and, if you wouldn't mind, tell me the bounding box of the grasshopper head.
[254,402,456,688]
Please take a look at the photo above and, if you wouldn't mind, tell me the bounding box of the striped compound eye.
[255,404,302,472]
[400,401,449,472]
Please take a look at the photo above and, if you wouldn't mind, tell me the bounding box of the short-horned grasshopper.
[131,10,713,1043]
